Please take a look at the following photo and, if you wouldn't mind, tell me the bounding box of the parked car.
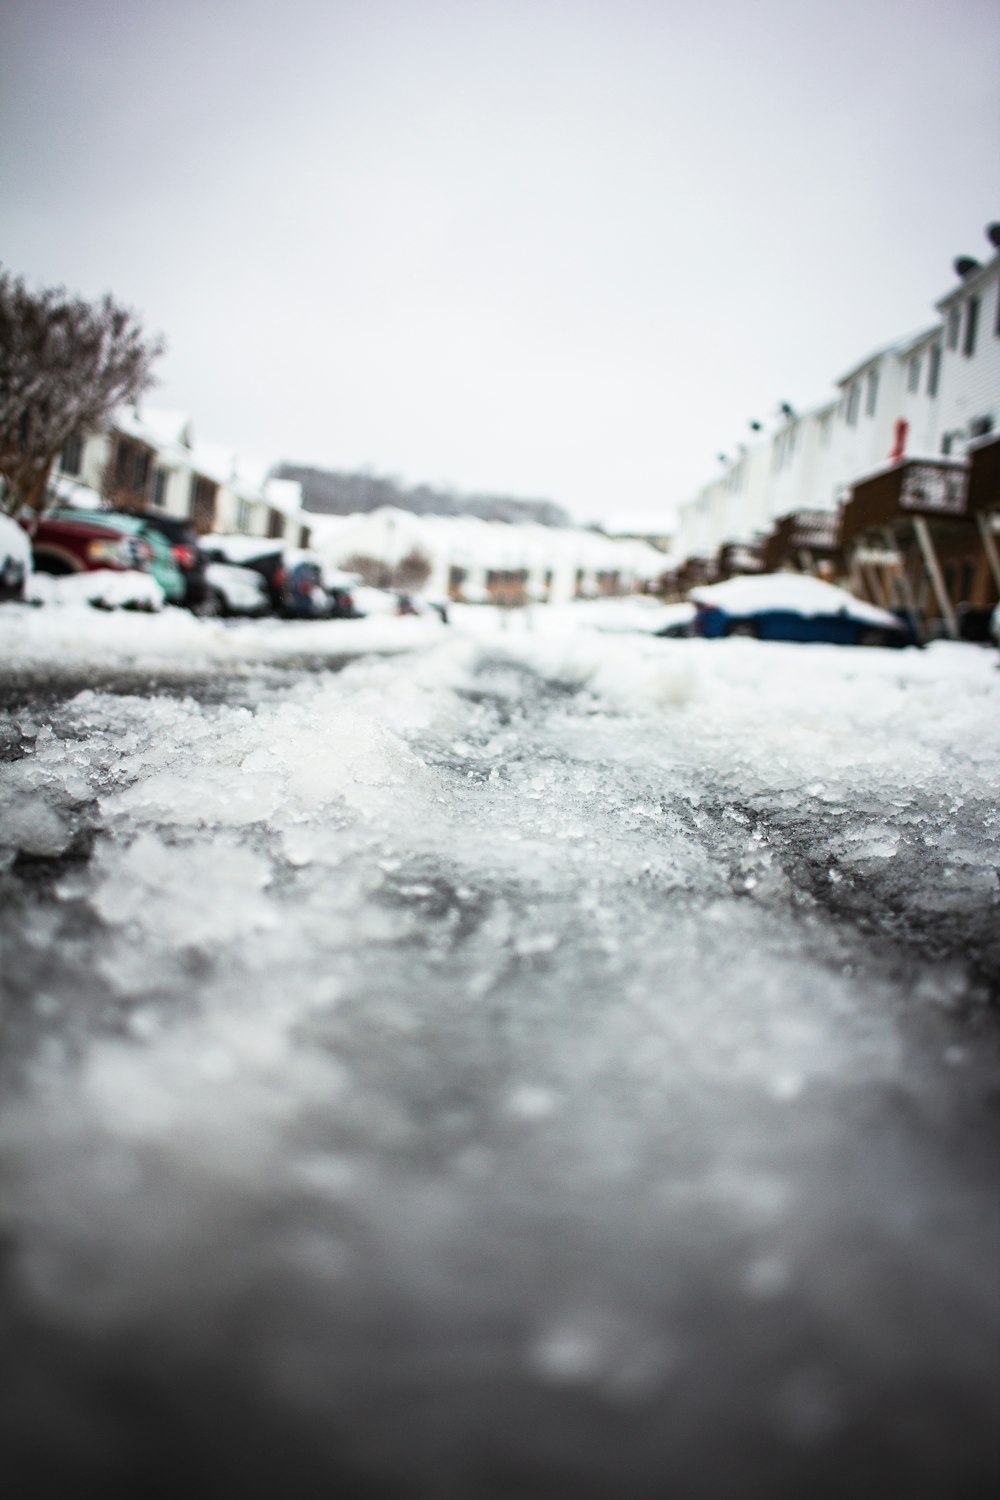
[689,573,915,647]
[114,511,210,612]
[38,508,186,605]
[323,568,365,619]
[201,539,367,620]
[203,560,271,617]
[281,559,330,618]
[28,511,154,577]
[0,512,32,602]
[204,543,286,611]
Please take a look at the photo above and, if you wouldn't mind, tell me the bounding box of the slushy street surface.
[1,603,998,1498]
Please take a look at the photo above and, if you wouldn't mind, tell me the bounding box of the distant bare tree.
[394,549,432,589]
[0,267,164,514]
[343,552,392,588]
[342,549,433,591]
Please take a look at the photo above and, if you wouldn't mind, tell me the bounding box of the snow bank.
[27,569,164,611]
[0,598,445,669]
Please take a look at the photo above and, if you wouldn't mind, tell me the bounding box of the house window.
[60,433,83,475]
[865,369,879,417]
[907,357,921,393]
[115,439,133,485]
[267,508,284,538]
[927,342,941,397]
[947,306,961,350]
[151,469,168,508]
[845,382,861,426]
[236,498,253,532]
[133,450,150,493]
[963,295,980,358]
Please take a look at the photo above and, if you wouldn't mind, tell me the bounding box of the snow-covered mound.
[27,568,165,611]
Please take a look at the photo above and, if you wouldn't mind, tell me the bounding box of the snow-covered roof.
[264,478,306,517]
[835,332,923,388]
[285,505,667,579]
[191,443,239,485]
[137,408,194,448]
[893,325,941,359]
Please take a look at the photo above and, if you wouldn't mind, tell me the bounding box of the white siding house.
[934,251,1000,457]
[304,507,667,604]
[672,226,1000,571]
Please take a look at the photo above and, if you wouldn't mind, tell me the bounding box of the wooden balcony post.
[912,518,958,639]
[975,513,1000,593]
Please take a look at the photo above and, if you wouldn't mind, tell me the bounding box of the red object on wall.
[889,419,908,463]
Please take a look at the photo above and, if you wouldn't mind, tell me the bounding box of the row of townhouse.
[672,223,1000,628]
[54,407,312,549]
[55,408,669,606]
[305,506,669,607]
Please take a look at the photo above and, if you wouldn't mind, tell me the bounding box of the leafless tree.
[394,549,432,589]
[342,549,434,591]
[342,552,392,588]
[0,266,164,514]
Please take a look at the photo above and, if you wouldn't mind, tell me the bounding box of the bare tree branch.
[0,267,164,514]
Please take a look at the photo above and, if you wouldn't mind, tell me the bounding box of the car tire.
[193,588,226,619]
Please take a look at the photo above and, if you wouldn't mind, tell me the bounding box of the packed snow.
[27,567,165,611]
[0,597,998,1496]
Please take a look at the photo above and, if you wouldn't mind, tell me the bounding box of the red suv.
[23,513,154,577]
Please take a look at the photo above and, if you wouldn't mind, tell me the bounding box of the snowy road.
[1,606,999,1498]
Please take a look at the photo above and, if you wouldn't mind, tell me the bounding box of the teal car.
[47,509,186,605]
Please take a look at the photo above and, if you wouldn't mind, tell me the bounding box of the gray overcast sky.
[2,0,998,527]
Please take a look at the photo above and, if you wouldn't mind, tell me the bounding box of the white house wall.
[936,259,1000,451]
[673,242,1000,567]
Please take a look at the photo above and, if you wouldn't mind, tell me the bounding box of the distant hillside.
[273,464,571,528]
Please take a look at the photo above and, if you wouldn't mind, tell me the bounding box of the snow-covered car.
[689,573,916,647]
[279,559,329,618]
[318,566,363,619]
[203,561,271,617]
[116,511,210,612]
[0,512,32,602]
[201,538,359,619]
[30,510,186,605]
